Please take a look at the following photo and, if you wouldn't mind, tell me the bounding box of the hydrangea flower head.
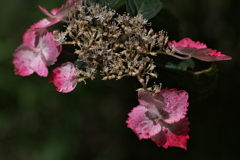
[126,89,190,149]
[13,29,62,77]
[49,62,78,93]
[168,38,232,62]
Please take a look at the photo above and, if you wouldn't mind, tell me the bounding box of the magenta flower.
[49,62,78,93]
[168,38,232,62]
[31,0,81,29]
[126,89,190,149]
[13,29,62,77]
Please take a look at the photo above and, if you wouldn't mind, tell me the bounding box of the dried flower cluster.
[55,4,170,93]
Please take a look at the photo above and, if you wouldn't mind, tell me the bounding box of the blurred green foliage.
[126,0,163,19]
[1,0,240,160]
[87,0,119,8]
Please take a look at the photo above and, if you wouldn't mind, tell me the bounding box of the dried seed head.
[54,3,169,93]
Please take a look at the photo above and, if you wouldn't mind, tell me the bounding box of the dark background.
[0,0,239,159]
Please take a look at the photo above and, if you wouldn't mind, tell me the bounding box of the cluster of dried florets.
[54,4,170,93]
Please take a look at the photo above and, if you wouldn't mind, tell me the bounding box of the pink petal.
[29,53,48,77]
[66,0,78,3]
[12,45,35,76]
[36,5,61,29]
[50,8,59,15]
[151,118,190,150]
[168,38,232,62]
[23,28,47,47]
[168,38,207,49]
[23,29,37,48]
[39,32,62,65]
[36,1,82,29]
[160,89,189,124]
[126,106,162,139]
[174,46,211,56]
[55,0,81,19]
[50,62,78,93]
[30,18,60,29]
[138,91,165,111]
[191,48,232,62]
[138,91,154,106]
[38,5,54,17]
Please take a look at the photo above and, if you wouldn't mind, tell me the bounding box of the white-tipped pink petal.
[23,30,37,48]
[151,118,190,150]
[40,32,62,65]
[168,38,207,49]
[29,53,48,77]
[138,91,154,106]
[138,91,165,110]
[23,28,47,47]
[126,106,162,139]
[168,38,232,62]
[173,46,211,56]
[30,18,60,30]
[50,62,78,93]
[191,48,232,62]
[160,89,189,124]
[13,45,35,76]
[54,0,82,19]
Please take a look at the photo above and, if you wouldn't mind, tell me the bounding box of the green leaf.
[165,59,195,71]
[87,0,119,8]
[126,0,163,19]
[114,0,126,9]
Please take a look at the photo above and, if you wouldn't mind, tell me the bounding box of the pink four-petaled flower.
[49,62,78,93]
[13,29,61,77]
[126,89,190,149]
[168,38,232,62]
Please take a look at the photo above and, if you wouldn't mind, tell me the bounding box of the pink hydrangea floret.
[13,29,62,77]
[169,38,207,49]
[31,0,81,29]
[126,89,190,149]
[168,38,232,62]
[50,62,78,93]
